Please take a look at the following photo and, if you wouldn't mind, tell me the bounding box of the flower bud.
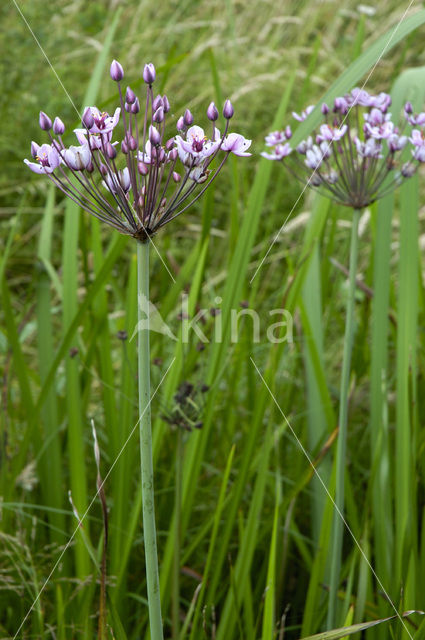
[131,98,140,114]
[53,117,65,135]
[285,125,292,139]
[86,161,94,173]
[153,106,164,123]
[99,163,108,176]
[143,63,156,84]
[149,125,161,146]
[82,107,94,129]
[158,148,166,162]
[39,111,52,131]
[177,116,185,131]
[207,102,219,121]
[172,171,181,183]
[121,140,129,154]
[31,141,39,158]
[183,109,194,126]
[110,59,124,82]
[106,142,117,159]
[138,161,149,175]
[152,95,163,111]
[321,103,329,115]
[404,102,413,115]
[168,148,178,161]
[126,86,136,104]
[125,102,131,112]
[402,162,416,177]
[128,135,138,151]
[223,99,234,119]
[162,95,170,113]
[165,137,175,151]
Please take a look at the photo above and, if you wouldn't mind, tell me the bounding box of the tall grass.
[2,1,425,638]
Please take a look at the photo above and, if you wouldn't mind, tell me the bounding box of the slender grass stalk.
[327,208,360,629]
[172,429,182,640]
[137,239,164,640]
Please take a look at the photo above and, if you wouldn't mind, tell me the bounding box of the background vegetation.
[2,0,425,638]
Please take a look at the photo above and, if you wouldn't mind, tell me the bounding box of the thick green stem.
[137,240,164,640]
[327,209,360,629]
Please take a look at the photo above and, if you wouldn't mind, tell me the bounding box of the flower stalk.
[327,207,360,628]
[137,238,163,640]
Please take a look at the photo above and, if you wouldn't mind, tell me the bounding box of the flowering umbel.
[262,88,424,209]
[25,60,251,241]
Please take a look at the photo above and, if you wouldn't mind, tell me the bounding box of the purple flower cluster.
[262,88,424,209]
[25,60,251,241]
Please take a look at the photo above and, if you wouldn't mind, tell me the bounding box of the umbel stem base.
[137,240,164,640]
[327,208,360,629]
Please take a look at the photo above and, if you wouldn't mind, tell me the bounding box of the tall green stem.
[327,208,360,629]
[137,240,164,640]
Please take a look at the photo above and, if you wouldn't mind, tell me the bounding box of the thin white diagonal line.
[13,358,175,639]
[11,0,81,119]
[149,236,176,283]
[250,0,417,283]
[250,356,414,639]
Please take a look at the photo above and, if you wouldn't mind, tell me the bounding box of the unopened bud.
[152,95,163,111]
[110,59,124,82]
[126,86,136,104]
[285,125,292,139]
[82,107,94,129]
[207,102,219,121]
[86,161,94,173]
[138,161,149,175]
[99,163,108,176]
[158,148,166,162]
[172,171,181,183]
[31,141,39,158]
[153,106,164,123]
[131,98,140,114]
[53,117,65,135]
[177,116,185,131]
[128,135,137,151]
[162,95,170,113]
[106,142,117,159]
[402,162,416,177]
[125,102,131,112]
[183,109,194,126]
[121,140,129,154]
[149,125,161,146]
[321,103,329,115]
[39,111,52,131]
[223,99,234,119]
[168,148,178,161]
[165,138,175,151]
[404,101,413,115]
[143,63,156,85]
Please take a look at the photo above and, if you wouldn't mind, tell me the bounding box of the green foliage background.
[2,0,425,638]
